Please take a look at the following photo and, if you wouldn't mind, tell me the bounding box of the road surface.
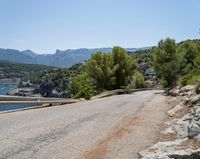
[0,90,170,159]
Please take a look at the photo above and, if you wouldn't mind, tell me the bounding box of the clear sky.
[0,0,199,53]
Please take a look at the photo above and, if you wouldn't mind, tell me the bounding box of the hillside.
[30,63,82,97]
[0,47,151,68]
[0,60,56,80]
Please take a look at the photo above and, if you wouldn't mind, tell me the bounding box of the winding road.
[0,90,170,159]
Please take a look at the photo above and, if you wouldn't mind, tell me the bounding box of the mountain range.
[0,47,151,67]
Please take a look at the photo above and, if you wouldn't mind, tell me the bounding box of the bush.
[160,78,169,88]
[181,75,200,87]
[195,80,200,94]
[181,68,200,87]
[128,72,146,89]
[68,73,96,100]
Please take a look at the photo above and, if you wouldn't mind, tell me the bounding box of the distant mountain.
[0,47,151,67]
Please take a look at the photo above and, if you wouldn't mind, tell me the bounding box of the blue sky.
[0,0,199,53]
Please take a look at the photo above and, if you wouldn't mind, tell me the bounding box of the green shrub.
[128,72,146,89]
[160,78,169,88]
[68,73,96,100]
[181,68,200,87]
[195,80,200,94]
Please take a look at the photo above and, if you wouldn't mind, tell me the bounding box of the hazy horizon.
[1,46,153,55]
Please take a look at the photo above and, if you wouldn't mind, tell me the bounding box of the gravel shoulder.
[0,90,171,159]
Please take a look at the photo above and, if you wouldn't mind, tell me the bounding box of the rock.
[163,116,190,138]
[180,85,195,93]
[174,120,189,138]
[194,107,200,117]
[164,106,200,139]
[186,107,200,139]
[182,97,191,105]
[168,149,200,159]
[138,138,200,159]
[168,104,184,117]
[162,126,175,135]
[138,139,187,159]
[182,113,192,121]
[195,134,200,139]
[179,92,189,96]
[191,94,200,104]
[188,121,200,139]
[168,89,179,97]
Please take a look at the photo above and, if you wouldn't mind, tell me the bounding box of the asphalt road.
[0,90,170,159]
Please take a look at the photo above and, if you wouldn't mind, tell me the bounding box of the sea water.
[0,84,39,111]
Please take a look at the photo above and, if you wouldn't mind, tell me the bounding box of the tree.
[177,40,199,74]
[84,52,116,90]
[194,41,200,68]
[68,73,95,100]
[69,47,137,99]
[152,38,179,88]
[112,47,137,88]
[84,48,137,90]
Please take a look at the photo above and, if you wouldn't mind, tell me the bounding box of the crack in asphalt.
[0,113,101,159]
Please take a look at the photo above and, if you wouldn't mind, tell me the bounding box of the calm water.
[0,84,39,111]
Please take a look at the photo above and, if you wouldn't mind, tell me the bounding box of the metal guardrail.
[0,88,161,108]
[0,95,80,106]
[0,100,78,105]
[0,95,64,101]
[91,88,162,100]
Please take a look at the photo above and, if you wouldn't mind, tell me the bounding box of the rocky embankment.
[138,85,200,158]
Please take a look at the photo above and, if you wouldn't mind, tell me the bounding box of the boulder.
[191,95,200,104]
[138,139,200,159]
[168,89,179,97]
[187,107,200,139]
[180,85,195,93]
[168,149,200,159]
[182,97,191,105]
[188,121,200,139]
[179,92,189,96]
[138,139,187,159]
[163,114,191,138]
[168,104,184,117]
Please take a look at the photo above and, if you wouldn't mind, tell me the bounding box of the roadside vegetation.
[24,47,148,99]
[16,38,200,99]
[152,38,200,89]
[68,47,146,99]
[195,80,200,94]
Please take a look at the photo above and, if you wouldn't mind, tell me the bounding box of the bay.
[0,84,39,112]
